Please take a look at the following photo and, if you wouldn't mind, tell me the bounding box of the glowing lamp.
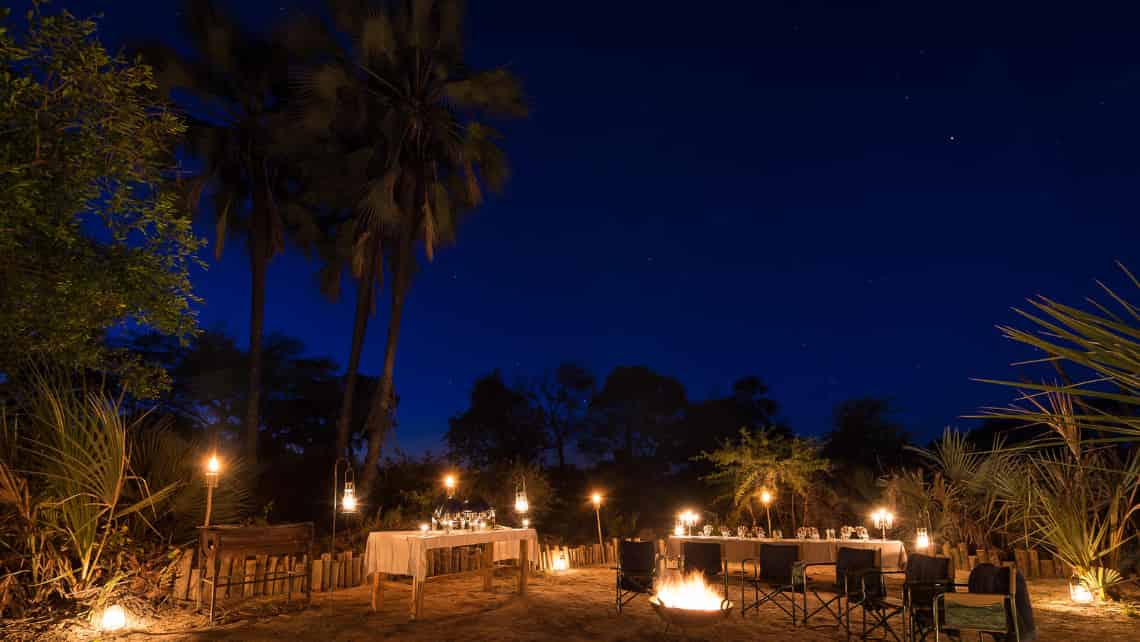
[760,489,773,506]
[915,528,930,551]
[1069,575,1094,604]
[419,523,429,532]
[591,492,602,507]
[522,518,530,528]
[674,523,685,537]
[205,454,221,488]
[552,552,569,572]
[444,474,456,490]
[871,509,894,540]
[341,481,357,513]
[99,604,127,631]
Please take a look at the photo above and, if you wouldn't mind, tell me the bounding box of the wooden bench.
[197,523,314,623]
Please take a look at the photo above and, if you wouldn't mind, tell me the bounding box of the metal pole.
[595,506,604,562]
[204,484,214,527]
[765,505,771,535]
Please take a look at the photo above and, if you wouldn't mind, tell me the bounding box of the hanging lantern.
[514,478,530,514]
[1069,574,1094,604]
[341,467,358,514]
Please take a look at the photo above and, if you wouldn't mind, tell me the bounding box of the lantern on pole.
[330,457,357,591]
[759,488,774,535]
[203,454,221,527]
[591,492,605,561]
[444,473,457,498]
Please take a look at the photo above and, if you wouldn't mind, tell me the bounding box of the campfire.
[649,572,733,630]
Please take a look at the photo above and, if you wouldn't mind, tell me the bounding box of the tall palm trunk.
[334,241,378,458]
[244,209,267,467]
[359,232,412,493]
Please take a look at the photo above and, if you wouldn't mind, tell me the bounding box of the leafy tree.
[581,365,687,462]
[446,371,545,469]
[822,397,910,475]
[697,427,828,530]
[144,0,317,465]
[528,363,595,469]
[0,6,200,395]
[674,376,783,472]
[293,0,527,492]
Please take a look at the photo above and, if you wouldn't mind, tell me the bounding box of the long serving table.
[667,535,908,571]
[364,527,539,620]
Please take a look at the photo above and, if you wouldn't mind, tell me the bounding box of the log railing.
[164,538,619,601]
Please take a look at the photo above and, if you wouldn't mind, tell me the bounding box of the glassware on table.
[720,527,732,537]
[702,524,714,537]
[772,529,783,539]
[752,526,766,539]
[737,525,749,538]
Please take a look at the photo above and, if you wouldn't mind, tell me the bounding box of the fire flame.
[655,572,723,611]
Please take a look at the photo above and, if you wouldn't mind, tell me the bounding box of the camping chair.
[681,541,730,598]
[935,565,1021,642]
[614,540,658,614]
[794,546,880,634]
[740,543,800,622]
[858,553,954,641]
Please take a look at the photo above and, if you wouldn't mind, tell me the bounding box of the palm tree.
[297,0,526,491]
[145,1,313,465]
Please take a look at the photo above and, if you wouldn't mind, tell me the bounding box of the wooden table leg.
[518,539,528,596]
[482,543,495,591]
[410,577,422,620]
[370,572,383,611]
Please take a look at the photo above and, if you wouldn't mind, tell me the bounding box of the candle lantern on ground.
[1069,574,1094,604]
[203,454,221,527]
[915,527,930,552]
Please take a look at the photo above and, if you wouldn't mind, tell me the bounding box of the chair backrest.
[759,543,799,584]
[941,593,1010,633]
[947,564,1016,633]
[619,540,656,573]
[905,553,954,607]
[836,547,879,594]
[906,553,952,583]
[682,541,723,578]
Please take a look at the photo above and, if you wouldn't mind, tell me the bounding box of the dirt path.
[102,568,1138,641]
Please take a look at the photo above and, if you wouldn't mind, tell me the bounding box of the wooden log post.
[483,542,495,591]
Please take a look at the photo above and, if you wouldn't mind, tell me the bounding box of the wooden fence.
[941,542,1073,579]
[165,539,618,602]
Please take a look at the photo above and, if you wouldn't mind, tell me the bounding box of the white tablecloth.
[364,528,539,582]
[667,536,907,570]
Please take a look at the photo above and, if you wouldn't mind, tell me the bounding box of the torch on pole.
[591,492,604,562]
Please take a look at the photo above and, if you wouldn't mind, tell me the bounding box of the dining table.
[666,535,908,570]
[363,527,539,620]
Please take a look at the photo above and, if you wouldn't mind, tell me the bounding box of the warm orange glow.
[444,474,456,490]
[1070,579,1094,603]
[522,518,530,528]
[655,572,723,611]
[206,454,220,474]
[552,552,569,571]
[99,604,127,631]
[419,523,429,532]
[591,492,602,506]
[674,524,685,536]
[759,489,772,505]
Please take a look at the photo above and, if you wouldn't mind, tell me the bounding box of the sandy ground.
[80,567,1140,641]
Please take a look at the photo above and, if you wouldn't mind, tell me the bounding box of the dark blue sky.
[91,1,1139,455]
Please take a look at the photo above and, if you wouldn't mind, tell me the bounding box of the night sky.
[89,1,1139,455]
